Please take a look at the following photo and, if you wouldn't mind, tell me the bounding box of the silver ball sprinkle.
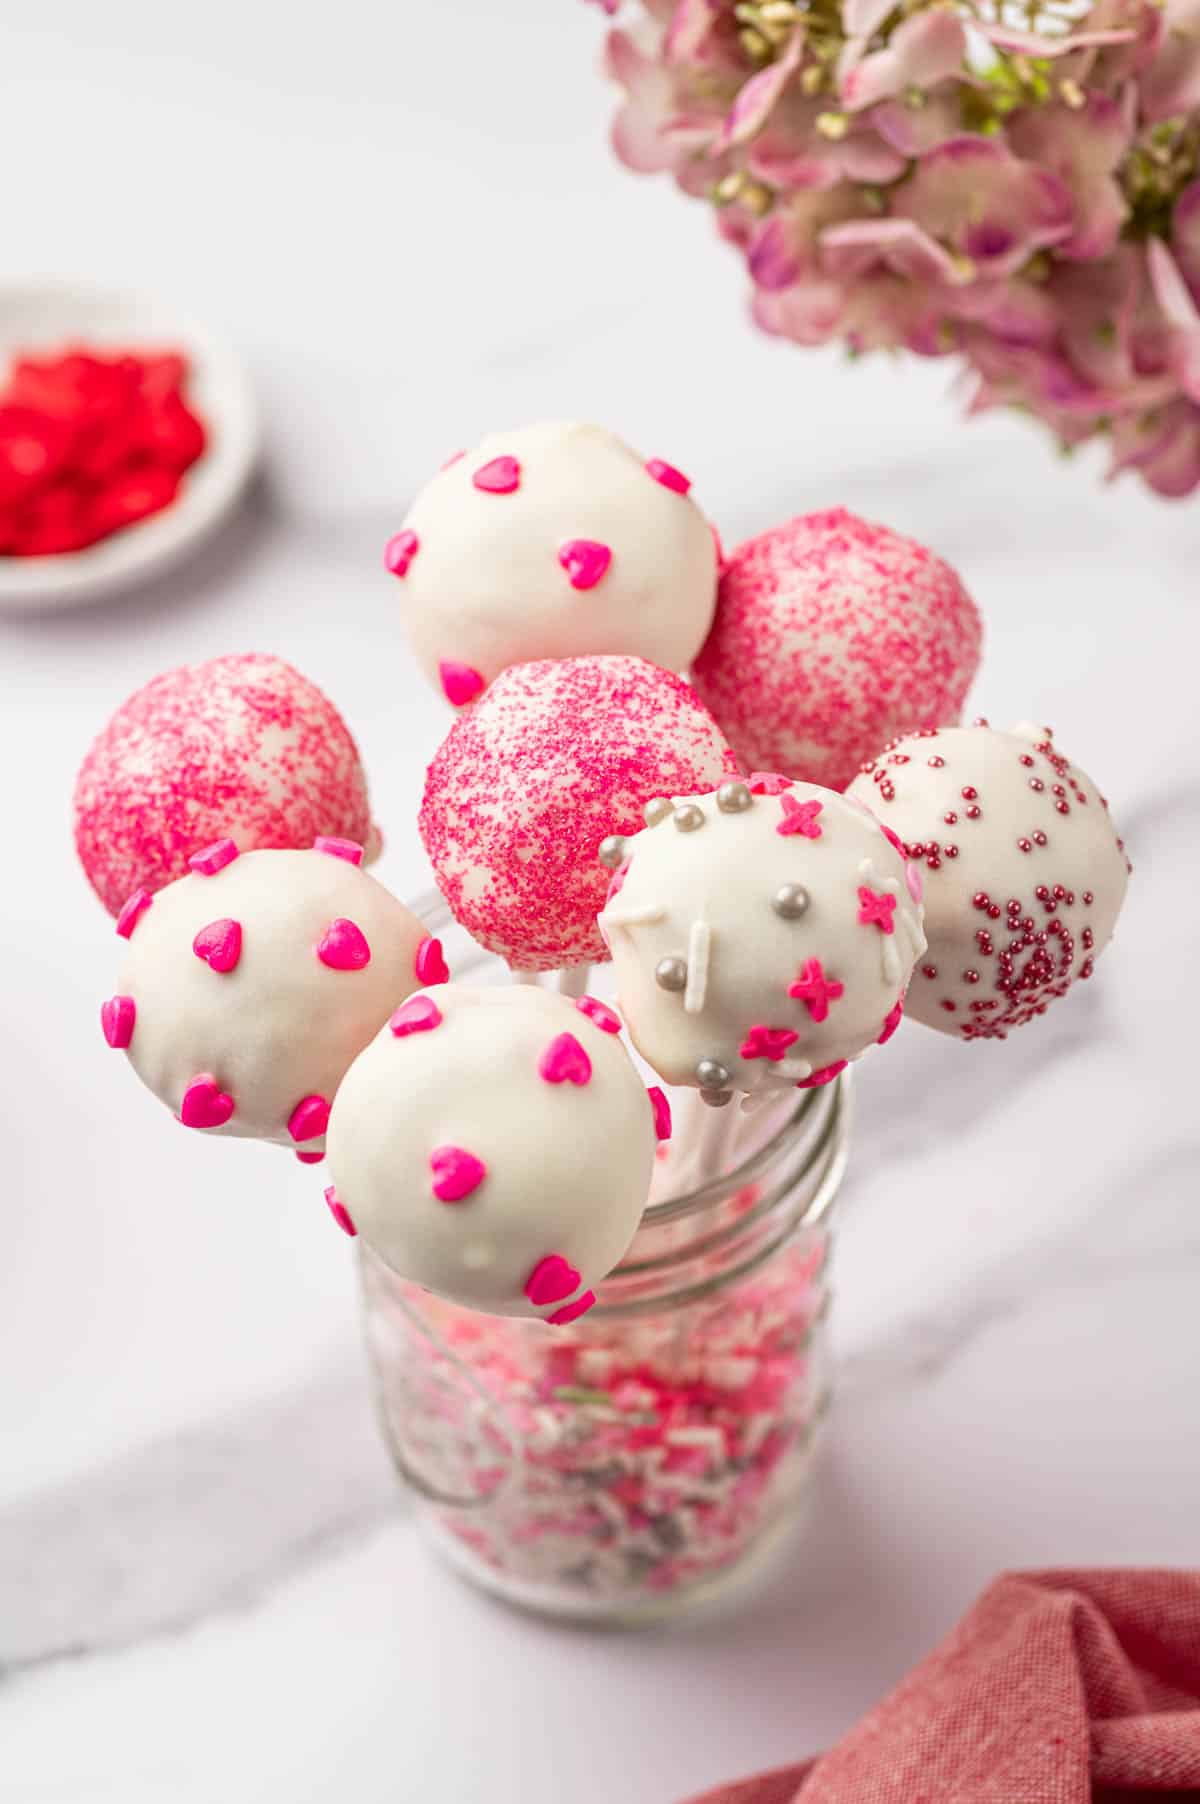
[655,956,688,993]
[597,835,627,870]
[673,803,705,833]
[643,796,673,828]
[716,780,753,814]
[696,1057,732,1090]
[700,1088,734,1109]
[772,882,811,920]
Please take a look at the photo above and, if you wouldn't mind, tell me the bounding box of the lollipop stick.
[558,964,590,999]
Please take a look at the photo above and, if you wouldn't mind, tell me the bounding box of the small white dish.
[0,281,259,612]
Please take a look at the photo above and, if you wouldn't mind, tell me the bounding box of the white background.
[1,5,1198,1801]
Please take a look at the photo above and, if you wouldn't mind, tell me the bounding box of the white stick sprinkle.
[684,919,711,1015]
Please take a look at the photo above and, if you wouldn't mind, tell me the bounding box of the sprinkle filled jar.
[359,900,850,1624]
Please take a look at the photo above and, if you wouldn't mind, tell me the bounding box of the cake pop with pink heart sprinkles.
[325,984,662,1320]
[419,654,738,972]
[102,842,439,1159]
[385,421,719,708]
[600,775,927,1104]
[690,509,983,792]
[75,654,381,918]
[848,721,1130,1039]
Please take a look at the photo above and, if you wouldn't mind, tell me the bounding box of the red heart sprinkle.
[288,1093,331,1143]
[537,1032,592,1086]
[100,995,136,1048]
[645,457,691,495]
[430,1145,487,1203]
[313,836,364,865]
[188,838,239,876]
[296,1150,325,1165]
[115,889,153,938]
[390,994,443,1037]
[472,455,520,494]
[647,1085,672,1141]
[317,918,371,970]
[414,936,450,985]
[525,1253,582,1308]
[438,660,485,707]
[548,1291,597,1327]
[384,528,419,577]
[325,1187,357,1236]
[180,1073,235,1129]
[575,996,621,1034]
[193,917,242,974]
[558,538,612,591]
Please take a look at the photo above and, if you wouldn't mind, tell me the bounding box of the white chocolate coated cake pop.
[324,985,665,1322]
[600,775,926,1101]
[419,655,737,972]
[847,722,1130,1038]
[385,422,718,706]
[101,842,442,1159]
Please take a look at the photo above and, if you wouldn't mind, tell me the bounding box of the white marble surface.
[1,4,1198,1800]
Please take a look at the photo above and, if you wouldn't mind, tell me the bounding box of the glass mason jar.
[358,898,852,1625]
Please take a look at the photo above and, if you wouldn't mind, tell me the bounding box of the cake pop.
[325,985,663,1320]
[847,722,1130,1038]
[419,655,738,972]
[385,421,719,706]
[75,654,380,917]
[690,509,983,791]
[600,775,926,1102]
[101,843,439,1158]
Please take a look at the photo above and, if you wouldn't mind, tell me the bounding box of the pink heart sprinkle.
[438,659,486,708]
[548,1291,596,1327]
[472,455,521,494]
[430,1145,487,1204]
[441,449,465,470]
[524,1253,582,1308]
[115,889,153,938]
[180,1073,235,1129]
[747,771,793,796]
[647,1085,672,1142]
[906,862,924,904]
[878,996,905,1046]
[192,917,243,974]
[796,1060,847,1090]
[384,528,419,577]
[314,836,364,866]
[296,1150,325,1165]
[558,538,612,591]
[288,1093,331,1143]
[575,996,621,1034]
[390,994,443,1037]
[325,1186,357,1237]
[100,995,136,1049]
[538,1032,592,1086]
[317,918,371,970]
[188,838,239,877]
[414,936,450,985]
[645,457,691,495]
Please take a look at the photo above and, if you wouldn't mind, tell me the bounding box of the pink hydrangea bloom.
[590,0,1200,497]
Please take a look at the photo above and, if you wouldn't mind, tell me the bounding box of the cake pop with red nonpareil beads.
[74,654,382,917]
[599,776,925,1103]
[325,985,657,1320]
[690,509,983,792]
[385,422,719,706]
[419,655,738,972]
[100,845,436,1159]
[847,721,1130,1038]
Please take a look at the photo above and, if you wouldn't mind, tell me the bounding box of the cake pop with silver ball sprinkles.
[690,509,983,792]
[600,775,926,1103]
[325,984,665,1321]
[847,721,1130,1039]
[101,842,442,1160]
[75,654,381,917]
[419,655,738,973]
[384,421,719,707]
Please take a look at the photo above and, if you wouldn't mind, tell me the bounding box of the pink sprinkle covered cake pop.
[385,421,719,707]
[325,985,660,1320]
[600,775,926,1103]
[102,843,438,1158]
[75,654,380,917]
[690,509,983,792]
[848,722,1130,1039]
[419,656,738,972]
